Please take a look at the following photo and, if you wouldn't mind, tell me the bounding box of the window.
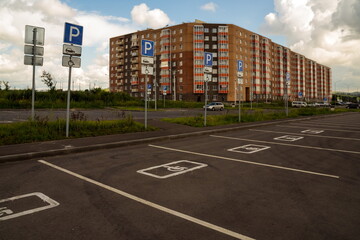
[205,36,209,41]
[204,28,209,33]
[212,28,217,33]
[212,36,217,41]
[179,53,183,58]
[212,44,217,49]
[205,44,209,49]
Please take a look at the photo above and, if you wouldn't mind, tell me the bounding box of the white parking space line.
[250,129,360,141]
[289,122,360,131]
[149,145,339,179]
[304,121,360,127]
[38,160,255,240]
[211,135,360,155]
[276,125,360,133]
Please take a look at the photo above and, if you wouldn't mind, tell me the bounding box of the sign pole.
[145,67,148,129]
[154,56,157,111]
[31,28,37,121]
[239,82,241,122]
[204,78,208,127]
[66,58,74,138]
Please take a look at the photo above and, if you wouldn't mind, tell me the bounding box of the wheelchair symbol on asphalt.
[137,160,207,179]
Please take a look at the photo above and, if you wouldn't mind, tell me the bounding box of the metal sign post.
[285,72,290,117]
[62,22,83,137]
[204,52,213,127]
[24,25,45,120]
[141,39,155,129]
[237,60,244,123]
[31,29,37,121]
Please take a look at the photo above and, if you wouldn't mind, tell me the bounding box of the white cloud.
[131,3,171,29]
[0,0,172,91]
[201,2,217,12]
[261,0,360,91]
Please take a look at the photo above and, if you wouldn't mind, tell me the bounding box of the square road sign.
[64,22,83,46]
[141,39,154,57]
[204,52,213,67]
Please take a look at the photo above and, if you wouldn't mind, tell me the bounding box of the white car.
[204,102,224,111]
[291,101,307,108]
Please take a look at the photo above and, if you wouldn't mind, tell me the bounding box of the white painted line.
[211,135,360,155]
[137,160,207,179]
[149,145,339,179]
[289,123,360,131]
[228,144,270,154]
[250,129,360,141]
[276,125,360,134]
[274,135,304,142]
[300,121,360,127]
[0,192,59,221]
[38,160,255,240]
[301,129,324,134]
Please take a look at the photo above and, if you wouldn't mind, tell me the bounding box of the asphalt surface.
[0,112,359,240]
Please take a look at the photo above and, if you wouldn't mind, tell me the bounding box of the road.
[1,113,359,239]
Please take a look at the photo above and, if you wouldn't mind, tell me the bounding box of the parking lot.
[1,113,359,239]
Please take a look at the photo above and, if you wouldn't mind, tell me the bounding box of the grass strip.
[0,116,155,146]
[162,108,350,127]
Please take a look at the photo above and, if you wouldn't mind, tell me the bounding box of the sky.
[0,0,359,92]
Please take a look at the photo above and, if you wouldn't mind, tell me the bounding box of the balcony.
[116,40,124,45]
[131,41,139,49]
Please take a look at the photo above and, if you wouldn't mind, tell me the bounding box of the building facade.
[109,20,332,103]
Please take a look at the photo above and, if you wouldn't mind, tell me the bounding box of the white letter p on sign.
[69,26,80,42]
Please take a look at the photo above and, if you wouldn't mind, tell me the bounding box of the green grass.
[0,115,155,146]
[162,108,349,127]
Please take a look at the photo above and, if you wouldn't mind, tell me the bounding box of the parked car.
[291,101,307,108]
[346,103,360,109]
[203,102,224,111]
[314,102,331,107]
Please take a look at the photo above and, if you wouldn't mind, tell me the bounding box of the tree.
[41,71,57,91]
[2,81,10,90]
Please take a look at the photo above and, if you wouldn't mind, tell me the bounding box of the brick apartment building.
[109,20,332,103]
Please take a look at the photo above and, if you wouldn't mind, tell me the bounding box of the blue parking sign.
[63,22,83,46]
[237,60,243,72]
[204,52,213,67]
[141,40,154,57]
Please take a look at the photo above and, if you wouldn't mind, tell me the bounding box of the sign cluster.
[62,22,83,68]
[237,60,243,84]
[24,25,45,66]
[204,52,213,82]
